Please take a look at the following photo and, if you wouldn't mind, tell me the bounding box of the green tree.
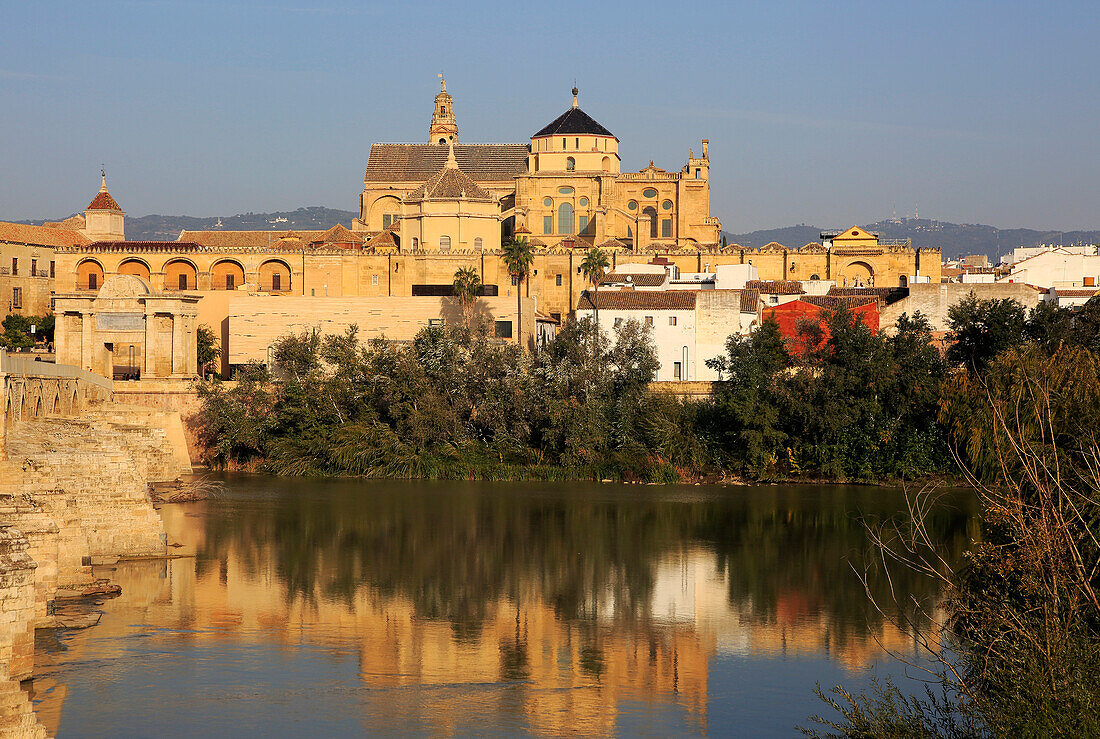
[579,247,610,331]
[946,292,1027,373]
[196,324,221,377]
[0,314,52,349]
[501,236,534,349]
[452,266,482,330]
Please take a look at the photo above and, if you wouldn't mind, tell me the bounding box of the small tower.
[428,75,459,145]
[83,169,125,241]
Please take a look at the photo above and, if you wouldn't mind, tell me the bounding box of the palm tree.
[501,236,534,348]
[452,266,482,329]
[580,247,610,331]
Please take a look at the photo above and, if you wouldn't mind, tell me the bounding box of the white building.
[577,289,758,381]
[999,245,1100,288]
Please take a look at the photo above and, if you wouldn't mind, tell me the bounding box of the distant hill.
[725,219,1100,262]
[20,207,359,242]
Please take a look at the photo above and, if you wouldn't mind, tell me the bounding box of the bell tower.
[428,74,458,145]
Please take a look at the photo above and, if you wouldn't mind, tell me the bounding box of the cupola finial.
[572,81,578,109]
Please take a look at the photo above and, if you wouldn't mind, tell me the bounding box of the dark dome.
[532,107,615,139]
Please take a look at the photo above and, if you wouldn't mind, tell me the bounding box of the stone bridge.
[1,350,191,727]
[1,350,114,458]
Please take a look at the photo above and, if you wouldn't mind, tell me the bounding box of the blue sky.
[2,0,1098,231]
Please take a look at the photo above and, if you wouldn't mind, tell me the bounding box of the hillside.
[725,218,1100,261]
[21,207,359,241]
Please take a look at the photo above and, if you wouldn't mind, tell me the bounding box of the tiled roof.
[534,310,560,324]
[601,272,666,287]
[746,279,805,295]
[87,189,122,211]
[532,107,615,138]
[827,286,909,305]
[364,143,529,182]
[364,230,398,249]
[316,224,363,244]
[1053,289,1100,298]
[739,289,760,313]
[596,238,628,250]
[800,295,880,309]
[0,221,89,248]
[577,290,696,311]
[407,166,492,200]
[178,230,328,248]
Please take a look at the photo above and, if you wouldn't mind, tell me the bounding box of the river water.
[28,476,978,737]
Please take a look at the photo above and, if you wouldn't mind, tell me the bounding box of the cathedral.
[355,79,721,251]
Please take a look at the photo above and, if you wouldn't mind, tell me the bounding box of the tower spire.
[429,75,458,145]
[572,81,578,109]
[445,140,458,169]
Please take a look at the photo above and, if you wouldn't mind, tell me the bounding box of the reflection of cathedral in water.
[28,501,944,736]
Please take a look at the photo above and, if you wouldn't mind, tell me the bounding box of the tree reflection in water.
[32,478,979,737]
[195,478,977,659]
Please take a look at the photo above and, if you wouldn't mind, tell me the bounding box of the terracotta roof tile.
[177,230,328,248]
[801,295,880,309]
[0,221,89,248]
[87,189,122,211]
[827,286,908,305]
[365,143,528,182]
[746,279,805,295]
[1053,289,1100,298]
[364,230,398,249]
[739,288,760,312]
[407,166,492,200]
[577,290,696,311]
[601,272,666,287]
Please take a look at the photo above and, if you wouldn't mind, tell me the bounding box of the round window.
[661,200,673,210]
[627,200,637,211]
[579,197,589,207]
[558,186,575,195]
[543,197,553,207]
[642,188,658,198]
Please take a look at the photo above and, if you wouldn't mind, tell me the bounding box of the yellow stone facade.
[42,83,939,377]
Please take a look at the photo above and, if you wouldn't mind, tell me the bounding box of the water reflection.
[32,478,978,736]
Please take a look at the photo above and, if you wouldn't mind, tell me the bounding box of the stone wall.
[0,525,36,682]
[880,282,1043,333]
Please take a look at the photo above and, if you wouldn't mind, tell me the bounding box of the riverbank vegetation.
[193,294,1100,486]
[805,327,1100,736]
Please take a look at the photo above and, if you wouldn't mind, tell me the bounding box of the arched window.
[118,259,150,281]
[601,156,610,171]
[810,273,820,281]
[439,138,447,145]
[899,275,908,287]
[212,260,246,290]
[557,202,574,235]
[439,236,451,252]
[164,259,197,290]
[259,260,292,292]
[643,206,658,238]
[566,157,575,171]
[77,259,104,290]
[474,237,483,251]
[412,237,419,249]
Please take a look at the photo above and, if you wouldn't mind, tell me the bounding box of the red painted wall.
[762,300,879,355]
